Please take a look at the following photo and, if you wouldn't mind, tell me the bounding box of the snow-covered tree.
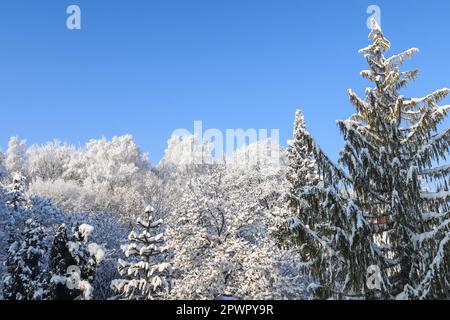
[79,135,150,220]
[0,150,7,181]
[156,135,215,222]
[282,108,376,299]
[82,212,129,300]
[5,173,27,211]
[47,224,71,299]
[82,135,150,188]
[282,20,450,300]
[5,136,27,177]
[159,135,213,171]
[27,141,75,182]
[111,206,172,300]
[2,219,47,300]
[226,139,286,216]
[27,178,97,214]
[48,223,104,300]
[24,135,151,220]
[277,110,320,248]
[341,20,450,299]
[167,163,304,299]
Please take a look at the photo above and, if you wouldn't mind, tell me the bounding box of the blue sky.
[0,0,449,163]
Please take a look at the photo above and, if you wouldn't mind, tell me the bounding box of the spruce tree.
[284,110,377,299]
[283,20,450,299]
[339,19,450,299]
[5,173,27,211]
[111,206,172,300]
[2,219,47,300]
[48,224,74,300]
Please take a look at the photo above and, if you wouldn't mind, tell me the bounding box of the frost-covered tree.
[27,141,75,181]
[111,206,172,300]
[226,139,286,217]
[159,135,214,171]
[22,135,153,222]
[82,135,150,188]
[2,219,47,300]
[48,223,104,300]
[27,178,97,214]
[283,20,450,300]
[5,136,27,176]
[156,135,215,221]
[79,135,150,220]
[168,163,304,299]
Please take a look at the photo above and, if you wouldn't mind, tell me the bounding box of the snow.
[422,211,449,222]
[79,280,94,300]
[50,275,67,285]
[407,88,450,106]
[407,165,417,182]
[67,241,80,255]
[88,243,105,263]
[79,224,94,239]
[420,190,450,200]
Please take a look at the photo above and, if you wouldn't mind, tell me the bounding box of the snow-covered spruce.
[282,19,450,299]
[2,219,48,300]
[48,223,104,300]
[282,109,375,299]
[5,173,27,211]
[111,206,172,300]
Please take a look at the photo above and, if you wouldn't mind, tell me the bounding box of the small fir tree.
[111,206,172,300]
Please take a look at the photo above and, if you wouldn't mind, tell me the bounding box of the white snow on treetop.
[88,243,105,263]
[79,224,94,239]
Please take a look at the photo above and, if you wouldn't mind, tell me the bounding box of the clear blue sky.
[0,0,449,163]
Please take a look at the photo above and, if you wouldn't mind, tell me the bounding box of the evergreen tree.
[111,206,172,300]
[283,110,377,299]
[340,19,450,299]
[283,19,450,299]
[2,219,47,300]
[284,110,321,240]
[5,173,27,211]
[48,223,104,300]
[48,224,73,300]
